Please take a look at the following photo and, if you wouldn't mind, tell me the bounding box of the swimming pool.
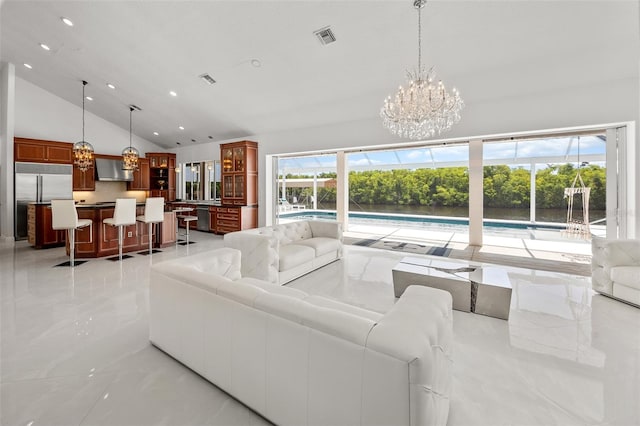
[279,209,569,231]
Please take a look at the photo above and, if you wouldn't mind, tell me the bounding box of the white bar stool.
[103,198,137,261]
[137,197,165,255]
[177,215,197,245]
[172,207,193,244]
[51,199,92,267]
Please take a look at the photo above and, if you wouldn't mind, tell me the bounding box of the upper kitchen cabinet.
[146,152,176,201]
[15,137,73,164]
[127,157,150,191]
[220,141,257,206]
[73,161,96,191]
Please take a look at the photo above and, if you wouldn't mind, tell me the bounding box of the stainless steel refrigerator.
[15,162,73,240]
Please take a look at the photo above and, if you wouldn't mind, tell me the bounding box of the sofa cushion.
[279,244,315,271]
[189,248,242,281]
[237,277,309,299]
[610,266,640,290]
[304,295,383,322]
[294,237,342,257]
[258,221,313,245]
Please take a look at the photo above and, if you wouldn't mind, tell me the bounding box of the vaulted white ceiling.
[1,0,638,149]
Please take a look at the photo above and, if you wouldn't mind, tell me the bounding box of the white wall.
[14,77,163,156]
[176,75,639,235]
[8,69,639,237]
[0,75,167,240]
[0,63,15,241]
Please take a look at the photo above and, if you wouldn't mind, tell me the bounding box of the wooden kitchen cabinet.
[212,205,257,234]
[28,204,67,248]
[73,161,96,191]
[146,152,176,201]
[127,157,150,190]
[220,141,257,206]
[15,137,73,164]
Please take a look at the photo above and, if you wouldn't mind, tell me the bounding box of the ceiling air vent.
[199,73,216,85]
[314,26,336,45]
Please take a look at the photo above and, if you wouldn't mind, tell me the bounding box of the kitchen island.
[27,202,176,258]
[70,203,176,258]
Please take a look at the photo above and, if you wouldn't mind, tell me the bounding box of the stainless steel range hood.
[95,158,134,182]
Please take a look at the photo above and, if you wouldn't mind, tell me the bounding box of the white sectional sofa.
[592,236,640,307]
[223,220,343,285]
[150,248,453,426]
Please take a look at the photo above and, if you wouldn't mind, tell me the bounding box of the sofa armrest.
[224,231,280,284]
[605,239,640,268]
[153,247,242,280]
[366,285,453,426]
[309,220,343,241]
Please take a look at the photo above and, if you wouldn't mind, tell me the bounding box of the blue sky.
[279,136,606,172]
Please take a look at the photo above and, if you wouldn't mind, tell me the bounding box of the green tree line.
[283,163,605,210]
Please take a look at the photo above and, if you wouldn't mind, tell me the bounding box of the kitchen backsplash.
[73,181,147,204]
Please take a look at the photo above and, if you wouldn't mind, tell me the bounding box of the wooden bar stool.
[103,198,137,261]
[137,197,165,255]
[51,199,92,267]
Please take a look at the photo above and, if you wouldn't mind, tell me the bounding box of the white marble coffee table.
[392,257,512,320]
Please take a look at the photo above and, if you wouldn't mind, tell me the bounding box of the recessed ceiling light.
[106,83,115,89]
[153,132,159,136]
[40,43,50,51]
[85,96,93,101]
[178,126,184,130]
[169,91,177,97]
[23,63,32,69]
[61,17,73,26]
[251,59,261,68]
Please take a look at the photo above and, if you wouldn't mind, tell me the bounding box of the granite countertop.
[75,202,146,208]
[171,200,222,206]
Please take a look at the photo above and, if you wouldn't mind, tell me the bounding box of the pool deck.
[342,223,593,276]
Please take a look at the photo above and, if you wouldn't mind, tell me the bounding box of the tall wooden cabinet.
[146,152,176,201]
[215,141,258,234]
[220,141,257,206]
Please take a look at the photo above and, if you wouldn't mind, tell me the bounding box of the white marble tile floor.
[1,230,639,425]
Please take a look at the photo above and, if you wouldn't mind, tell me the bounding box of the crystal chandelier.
[381,0,463,140]
[122,106,140,170]
[73,80,94,172]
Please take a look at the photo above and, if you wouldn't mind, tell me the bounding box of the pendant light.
[73,80,95,172]
[122,106,140,170]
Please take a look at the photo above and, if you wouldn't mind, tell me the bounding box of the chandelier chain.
[82,80,86,141]
[417,1,421,73]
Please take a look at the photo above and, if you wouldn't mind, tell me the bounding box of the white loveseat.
[592,236,640,307]
[150,248,453,426]
[223,220,343,285]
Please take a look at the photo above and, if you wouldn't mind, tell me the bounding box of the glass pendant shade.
[380,0,463,140]
[122,146,140,171]
[122,106,139,170]
[74,80,94,172]
[74,140,94,172]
